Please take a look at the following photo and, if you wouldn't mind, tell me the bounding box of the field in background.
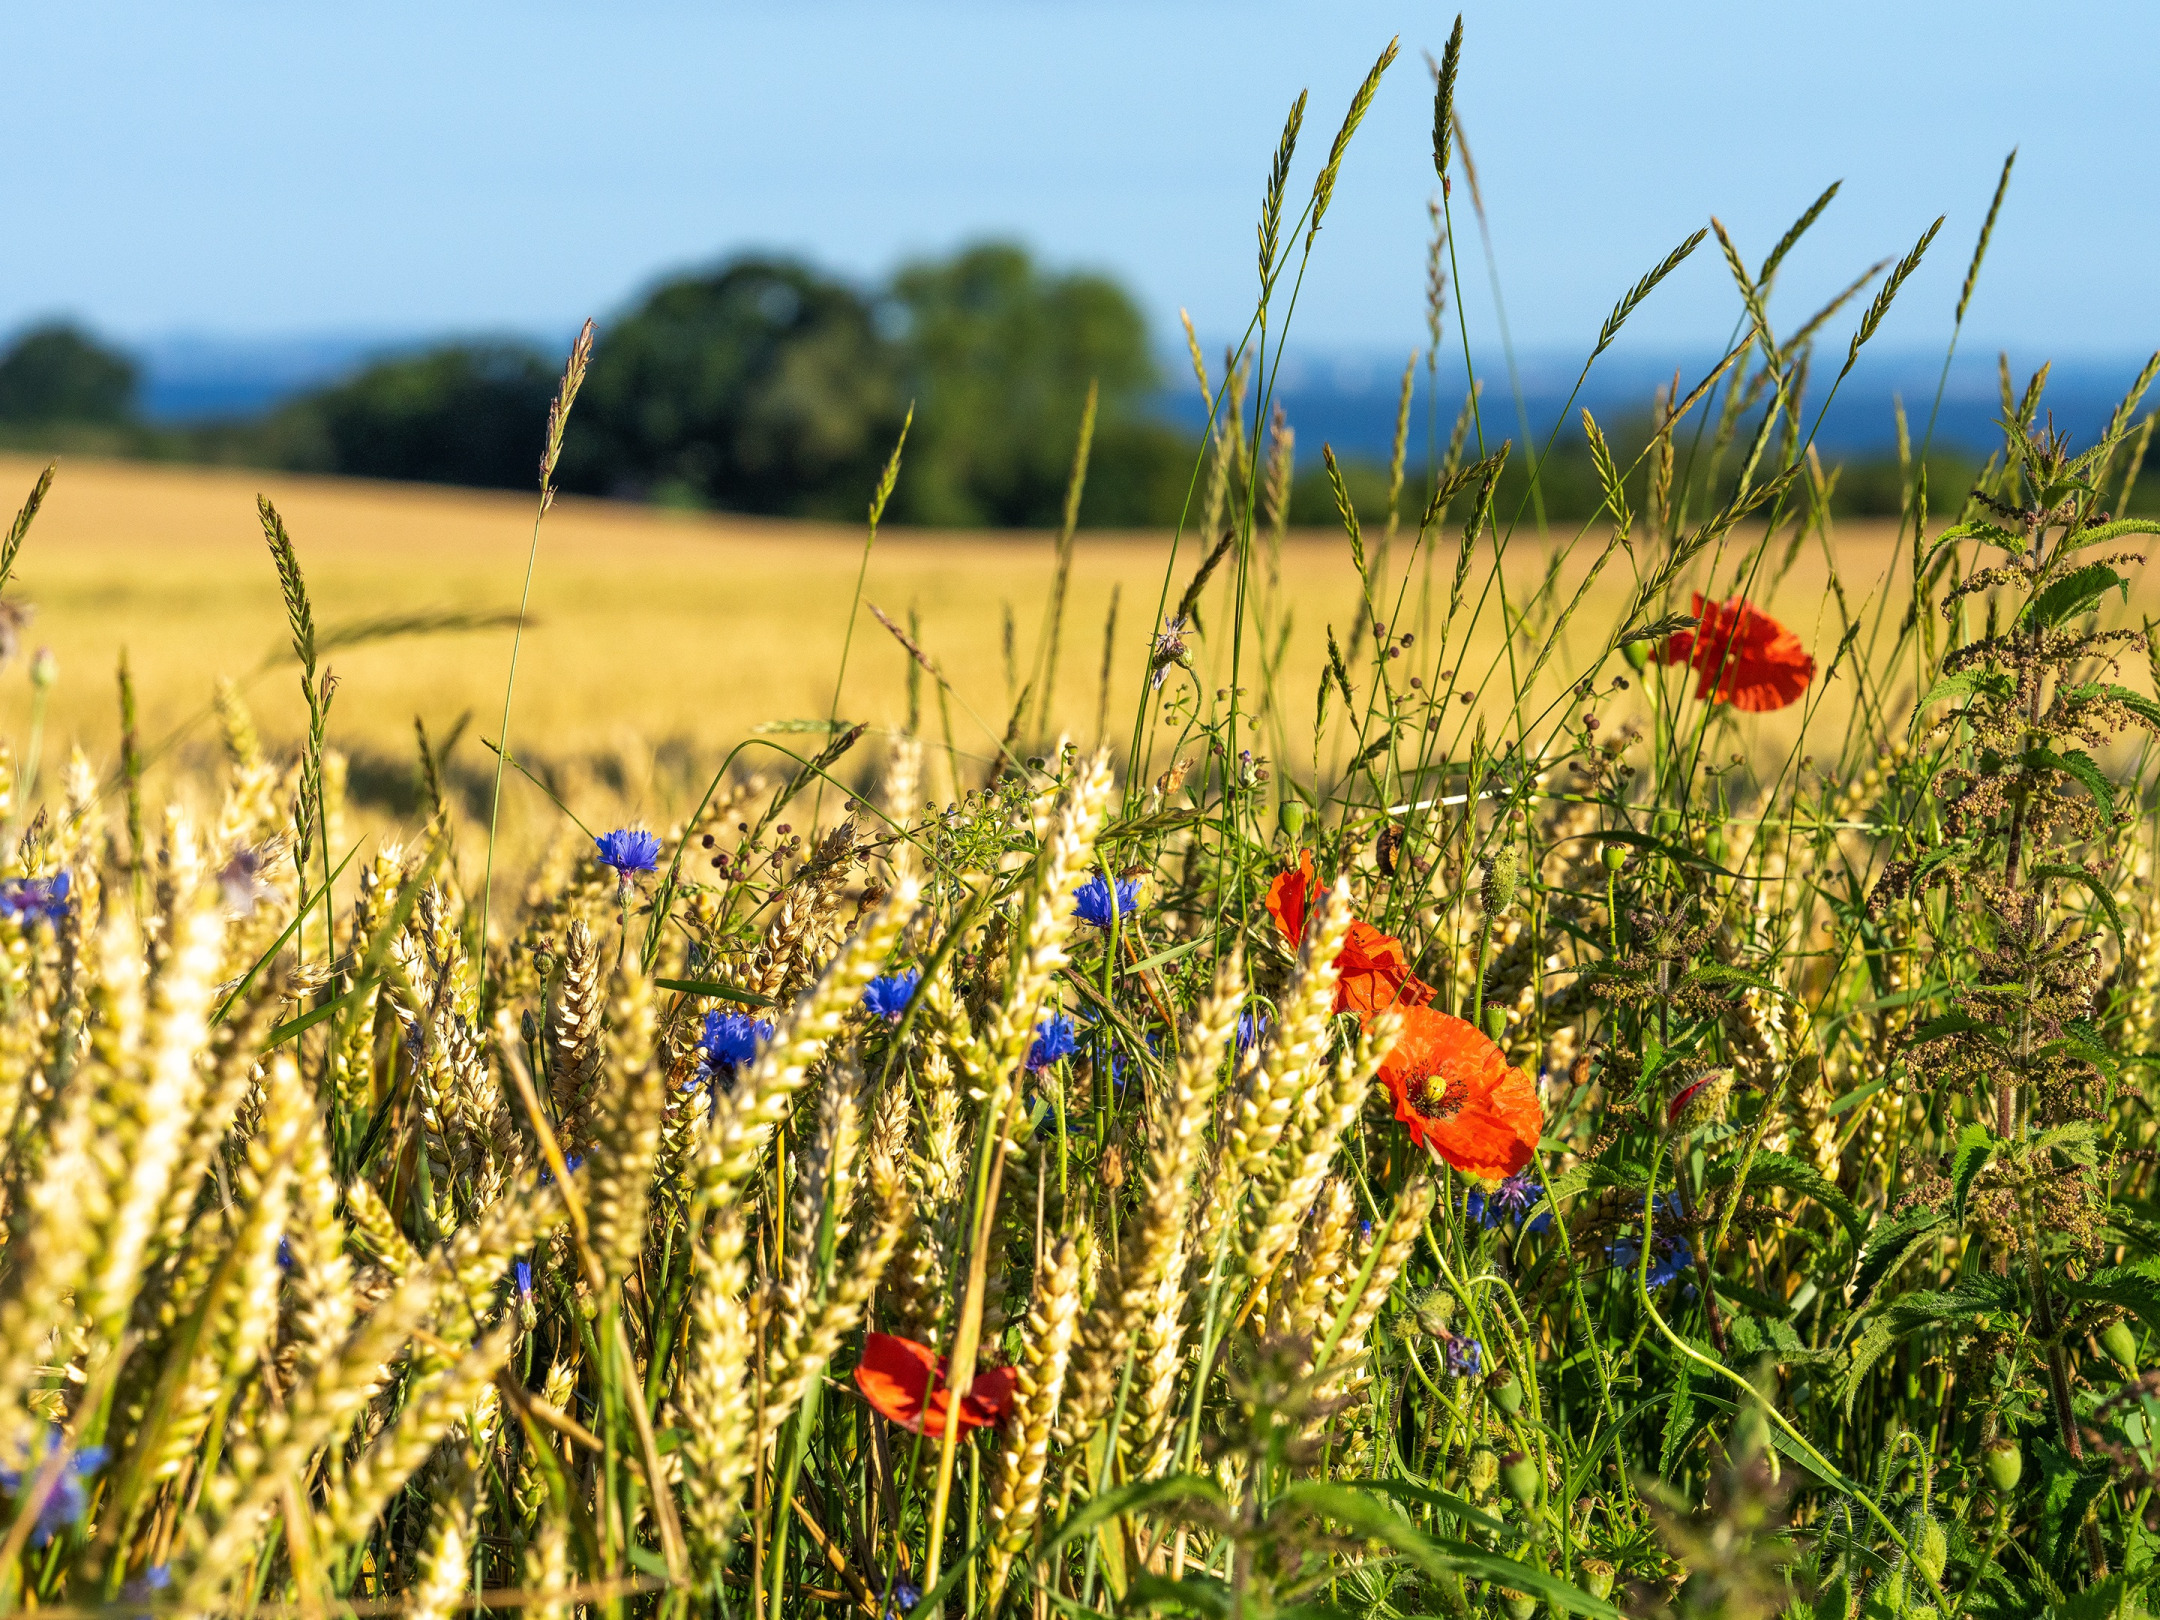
[1,452,1917,852]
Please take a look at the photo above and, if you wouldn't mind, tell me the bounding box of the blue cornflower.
[887,1579,922,1617]
[515,1259,534,1299]
[0,872,69,928]
[862,970,921,1023]
[1236,1009,1272,1055]
[1444,1335,1483,1380]
[276,1236,294,1270]
[695,1010,774,1095]
[1073,872,1143,929]
[594,828,662,877]
[0,1431,108,1544]
[1026,1012,1080,1072]
[1466,1172,1551,1235]
[538,1153,585,1186]
[1609,1198,1692,1288]
[122,1565,171,1602]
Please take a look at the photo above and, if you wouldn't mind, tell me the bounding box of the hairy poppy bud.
[1501,1449,1539,1505]
[2103,1319,2140,1375]
[1480,844,1522,915]
[1666,1069,1733,1135]
[1413,1287,1456,1337]
[1912,1510,1948,1583]
[1876,1566,1905,1613]
[1467,1447,1499,1497]
[1488,1369,1523,1416]
[1579,1560,1615,1603]
[1983,1437,2022,1493]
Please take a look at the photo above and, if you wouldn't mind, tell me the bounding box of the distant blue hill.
[1160,346,2158,466]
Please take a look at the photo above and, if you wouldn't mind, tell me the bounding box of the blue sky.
[8,1,2157,374]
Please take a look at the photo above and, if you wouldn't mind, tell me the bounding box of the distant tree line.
[0,242,2045,527]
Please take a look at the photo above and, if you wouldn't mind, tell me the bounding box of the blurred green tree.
[0,322,138,424]
[560,257,906,517]
[263,343,556,489]
[887,241,1185,527]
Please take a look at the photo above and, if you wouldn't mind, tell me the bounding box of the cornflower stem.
[1635,1143,1950,1614]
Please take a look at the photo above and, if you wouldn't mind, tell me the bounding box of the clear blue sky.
[8,0,2157,368]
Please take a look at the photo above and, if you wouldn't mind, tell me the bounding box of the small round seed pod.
[1501,1450,1539,1505]
[1579,1560,1615,1603]
[1498,1589,1537,1620]
[2103,1319,2140,1375]
[1983,1437,2023,1493]
[1488,1369,1523,1416]
[1278,799,1307,840]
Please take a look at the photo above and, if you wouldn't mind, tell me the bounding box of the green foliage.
[0,321,137,425]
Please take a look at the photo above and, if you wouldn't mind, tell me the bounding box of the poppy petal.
[1265,850,1316,944]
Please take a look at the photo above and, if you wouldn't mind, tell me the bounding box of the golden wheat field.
[0,451,1917,848]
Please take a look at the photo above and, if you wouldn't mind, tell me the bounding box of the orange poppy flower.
[853,1333,1017,1437]
[1334,920,1436,1020]
[1657,592,1815,712]
[1265,849,1317,944]
[1379,1005,1543,1179]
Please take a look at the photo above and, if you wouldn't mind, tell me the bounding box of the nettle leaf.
[1683,963,1785,997]
[1706,1149,1865,1241]
[2061,1260,2160,1339]
[2019,561,2130,632]
[2022,746,2118,822]
[1659,1359,1696,1476]
[1842,1315,1898,1418]
[1849,1206,1949,1312]
[1909,1009,2001,1045]
[1885,1277,2021,1335]
[1910,667,2015,730]
[2029,861,2128,941]
[1951,1122,1995,1226]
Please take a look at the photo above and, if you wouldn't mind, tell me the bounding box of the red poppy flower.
[1657,592,1815,712]
[1265,849,1317,944]
[853,1333,1017,1436]
[1334,921,1437,1020]
[1379,1005,1543,1179]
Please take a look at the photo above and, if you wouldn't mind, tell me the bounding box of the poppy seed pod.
[1488,1369,1523,1416]
[1480,843,1521,915]
[1501,1449,1539,1505]
[1622,636,1652,672]
[1982,1436,2022,1493]
[2103,1319,2140,1375]
[1277,799,1306,840]
[1579,1561,1615,1602]
[1499,1590,1537,1620]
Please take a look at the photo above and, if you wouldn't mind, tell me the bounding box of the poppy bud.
[1601,845,1627,873]
[1498,1590,1537,1620]
[1480,844,1522,915]
[1982,1437,2022,1493]
[1501,1449,1539,1505]
[1912,1510,1947,1584]
[1875,1567,1904,1613]
[1579,1560,1615,1602]
[1467,1447,1499,1497]
[2103,1319,2140,1375]
[1278,799,1306,840]
[1666,1069,1733,1135]
[1488,1369,1523,1415]
[29,647,56,690]
[1622,637,1652,672]
[1413,1287,1456,1337]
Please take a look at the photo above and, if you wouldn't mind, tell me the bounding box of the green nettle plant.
[1861,406,2160,1606]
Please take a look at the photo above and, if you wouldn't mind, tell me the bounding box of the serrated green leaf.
[1910,667,2015,730]
[1952,1122,1995,1226]
[1659,1359,1696,1476]
[1849,1207,1949,1312]
[1843,1315,1898,1418]
[2023,745,2118,822]
[1909,1009,2000,1045]
[2020,561,2130,632]
[2062,1261,2160,1340]
[2029,861,2128,940]
[1706,1149,1865,1241]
